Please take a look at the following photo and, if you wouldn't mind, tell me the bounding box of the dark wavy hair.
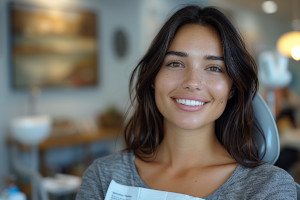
[124,5,261,167]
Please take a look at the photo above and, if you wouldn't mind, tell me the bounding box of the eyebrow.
[165,51,188,57]
[205,55,224,61]
[165,51,224,61]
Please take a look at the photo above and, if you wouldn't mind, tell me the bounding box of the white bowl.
[11,115,52,146]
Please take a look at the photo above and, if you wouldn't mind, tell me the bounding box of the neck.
[154,124,233,169]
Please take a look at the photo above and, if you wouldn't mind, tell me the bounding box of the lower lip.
[174,100,206,112]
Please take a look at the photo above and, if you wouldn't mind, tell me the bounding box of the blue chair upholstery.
[253,93,300,199]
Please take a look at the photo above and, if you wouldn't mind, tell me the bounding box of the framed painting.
[8,2,99,89]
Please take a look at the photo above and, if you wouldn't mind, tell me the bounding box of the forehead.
[168,24,223,56]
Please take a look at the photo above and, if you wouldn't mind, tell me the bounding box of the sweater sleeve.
[75,152,138,200]
[260,172,296,200]
[211,164,297,200]
[75,161,105,200]
[247,166,297,200]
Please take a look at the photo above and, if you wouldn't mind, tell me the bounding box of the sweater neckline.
[128,151,243,199]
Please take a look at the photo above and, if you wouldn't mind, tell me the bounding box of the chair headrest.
[253,93,280,164]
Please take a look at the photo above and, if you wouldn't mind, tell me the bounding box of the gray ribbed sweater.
[76,151,297,200]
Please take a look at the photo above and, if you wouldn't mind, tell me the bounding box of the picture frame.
[8,2,99,89]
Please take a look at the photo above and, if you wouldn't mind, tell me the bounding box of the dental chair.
[253,93,300,199]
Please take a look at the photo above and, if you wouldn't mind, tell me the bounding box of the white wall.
[139,0,208,52]
[0,0,142,187]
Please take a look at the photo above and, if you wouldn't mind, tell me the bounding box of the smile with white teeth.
[176,99,205,106]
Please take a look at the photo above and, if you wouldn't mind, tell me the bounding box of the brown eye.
[207,66,223,72]
[166,61,184,68]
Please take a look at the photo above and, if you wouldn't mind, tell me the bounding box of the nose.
[182,68,202,91]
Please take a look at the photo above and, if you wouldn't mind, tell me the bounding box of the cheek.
[154,71,174,103]
[154,70,181,92]
[208,79,232,104]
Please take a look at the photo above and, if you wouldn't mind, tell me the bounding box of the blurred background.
[0,0,300,199]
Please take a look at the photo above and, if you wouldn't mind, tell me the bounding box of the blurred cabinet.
[39,127,122,175]
[9,127,122,176]
[8,127,122,199]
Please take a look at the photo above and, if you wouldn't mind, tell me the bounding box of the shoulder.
[87,150,134,181]
[241,163,295,184]
[92,150,133,169]
[76,151,135,200]
[248,164,297,199]
[237,163,296,188]
[241,163,296,199]
[223,163,297,199]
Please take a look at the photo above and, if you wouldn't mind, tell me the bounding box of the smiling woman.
[154,24,232,132]
[76,5,297,200]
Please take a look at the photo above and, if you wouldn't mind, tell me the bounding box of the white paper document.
[104,180,205,200]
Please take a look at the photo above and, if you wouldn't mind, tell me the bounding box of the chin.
[173,121,209,131]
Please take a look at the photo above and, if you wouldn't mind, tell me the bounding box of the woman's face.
[154,24,233,132]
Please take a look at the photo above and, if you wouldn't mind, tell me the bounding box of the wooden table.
[39,127,122,150]
[40,127,122,175]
